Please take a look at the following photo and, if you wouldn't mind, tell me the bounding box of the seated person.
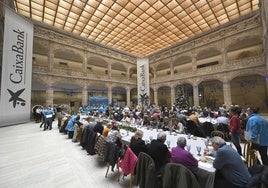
[188,112,200,126]
[102,122,112,137]
[121,113,130,124]
[150,116,161,129]
[172,118,185,134]
[140,114,150,127]
[107,124,122,147]
[161,116,172,131]
[130,130,148,157]
[128,113,136,125]
[93,121,104,135]
[216,112,229,126]
[147,132,171,174]
[205,136,251,188]
[203,107,214,118]
[171,137,198,171]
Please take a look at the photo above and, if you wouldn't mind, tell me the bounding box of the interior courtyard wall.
[230,75,266,111]
[174,63,192,74]
[31,91,46,106]
[148,12,267,111]
[227,45,263,61]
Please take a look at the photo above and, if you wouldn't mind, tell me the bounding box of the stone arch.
[155,60,170,71]
[112,86,127,106]
[199,79,224,110]
[230,74,267,111]
[54,46,83,62]
[196,75,223,85]
[158,85,171,107]
[225,32,262,52]
[174,83,194,107]
[33,39,49,55]
[32,75,48,90]
[111,61,127,72]
[173,55,192,66]
[196,46,222,60]
[129,66,137,78]
[228,68,266,81]
[87,56,108,69]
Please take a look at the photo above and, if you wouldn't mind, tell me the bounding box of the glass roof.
[13,0,259,57]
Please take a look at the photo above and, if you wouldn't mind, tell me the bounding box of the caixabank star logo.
[7,88,26,108]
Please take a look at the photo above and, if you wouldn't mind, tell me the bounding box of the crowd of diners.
[52,103,268,188]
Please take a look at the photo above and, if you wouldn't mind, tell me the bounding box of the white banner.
[0,8,33,126]
[137,58,150,107]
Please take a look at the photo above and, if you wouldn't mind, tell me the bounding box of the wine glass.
[166,140,171,148]
[169,127,173,135]
[186,145,191,152]
[187,133,191,139]
[196,146,202,156]
[204,140,209,148]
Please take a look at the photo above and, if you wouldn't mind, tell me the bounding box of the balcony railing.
[32,65,136,83]
[153,55,264,82]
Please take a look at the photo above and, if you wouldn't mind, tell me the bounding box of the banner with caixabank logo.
[137,58,150,107]
[0,8,33,126]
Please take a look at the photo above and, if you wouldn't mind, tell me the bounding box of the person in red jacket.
[229,106,242,155]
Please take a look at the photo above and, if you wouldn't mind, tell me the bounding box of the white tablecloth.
[120,126,215,188]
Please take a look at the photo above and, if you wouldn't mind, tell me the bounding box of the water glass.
[186,145,191,152]
[196,146,202,156]
[167,140,171,148]
[187,133,191,139]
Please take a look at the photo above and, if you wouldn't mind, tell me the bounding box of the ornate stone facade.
[31,11,268,112]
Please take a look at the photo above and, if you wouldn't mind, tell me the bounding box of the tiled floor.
[0,121,135,188]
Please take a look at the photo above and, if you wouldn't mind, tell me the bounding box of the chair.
[162,163,201,188]
[248,149,259,167]
[243,140,253,167]
[134,152,160,188]
[211,130,225,139]
[202,122,214,137]
[118,147,138,188]
[217,123,230,141]
[104,141,121,178]
[94,135,108,161]
[248,165,268,188]
[186,120,205,137]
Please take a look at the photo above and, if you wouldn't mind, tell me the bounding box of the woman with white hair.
[207,136,251,188]
[130,130,148,157]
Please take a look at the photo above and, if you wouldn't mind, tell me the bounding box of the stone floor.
[0,121,135,188]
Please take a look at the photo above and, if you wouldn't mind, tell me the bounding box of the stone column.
[47,42,54,72]
[45,85,54,106]
[223,81,232,107]
[193,83,199,107]
[126,88,131,107]
[170,86,175,109]
[170,61,174,77]
[154,88,158,106]
[83,53,87,74]
[108,63,112,78]
[108,85,112,104]
[192,53,197,72]
[153,68,156,81]
[260,0,268,95]
[126,67,130,80]
[82,86,88,106]
[221,48,228,69]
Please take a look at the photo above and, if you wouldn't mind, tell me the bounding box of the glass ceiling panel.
[14,0,260,57]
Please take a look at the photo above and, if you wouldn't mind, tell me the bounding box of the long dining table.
[120,125,216,188]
